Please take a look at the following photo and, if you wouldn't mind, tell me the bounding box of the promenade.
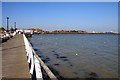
[2,34,30,78]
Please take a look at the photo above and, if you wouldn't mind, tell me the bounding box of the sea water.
[29,34,119,78]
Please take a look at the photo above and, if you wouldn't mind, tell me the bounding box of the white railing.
[23,34,58,80]
[23,34,43,80]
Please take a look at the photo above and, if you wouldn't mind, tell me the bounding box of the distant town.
[0,27,120,35]
[0,27,119,43]
[23,28,120,34]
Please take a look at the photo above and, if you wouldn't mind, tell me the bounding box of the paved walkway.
[0,42,2,79]
[2,34,30,78]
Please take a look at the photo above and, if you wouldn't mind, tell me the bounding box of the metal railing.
[23,34,58,80]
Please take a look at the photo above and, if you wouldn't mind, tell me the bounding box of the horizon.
[2,2,118,32]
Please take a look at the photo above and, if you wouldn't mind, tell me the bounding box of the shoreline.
[33,33,120,35]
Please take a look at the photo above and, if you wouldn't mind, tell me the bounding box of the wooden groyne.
[2,34,58,80]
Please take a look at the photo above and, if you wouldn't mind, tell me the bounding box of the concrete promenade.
[2,34,30,78]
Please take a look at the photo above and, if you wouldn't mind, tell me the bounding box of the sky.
[2,0,120,2]
[0,2,2,28]
[2,2,118,32]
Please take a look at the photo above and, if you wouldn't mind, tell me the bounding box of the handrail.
[23,34,58,80]
[32,49,57,79]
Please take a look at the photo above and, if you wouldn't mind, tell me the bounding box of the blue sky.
[2,2,118,32]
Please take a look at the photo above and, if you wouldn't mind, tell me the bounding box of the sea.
[29,34,119,78]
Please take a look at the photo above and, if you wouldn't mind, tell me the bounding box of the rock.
[89,72,98,78]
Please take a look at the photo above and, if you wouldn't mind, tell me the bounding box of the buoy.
[76,53,78,55]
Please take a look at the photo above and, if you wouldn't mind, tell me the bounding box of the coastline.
[33,32,120,35]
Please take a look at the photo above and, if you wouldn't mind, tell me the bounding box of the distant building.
[105,31,114,34]
[92,31,96,33]
[78,30,87,33]
[29,28,43,34]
